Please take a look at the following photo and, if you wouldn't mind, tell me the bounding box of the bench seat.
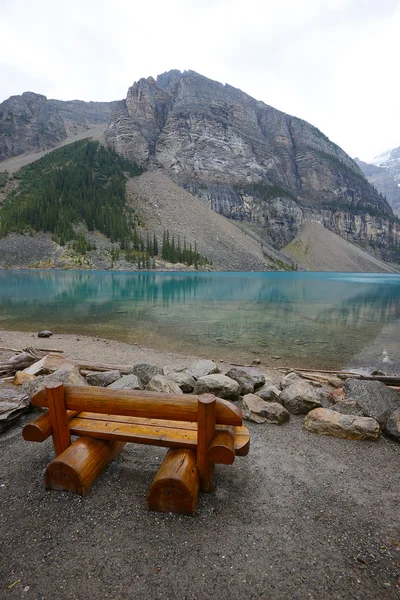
[68,412,250,456]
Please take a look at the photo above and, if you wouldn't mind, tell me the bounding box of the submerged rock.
[303,408,380,441]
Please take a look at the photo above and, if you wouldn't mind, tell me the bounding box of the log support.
[208,426,235,465]
[45,437,126,496]
[46,383,70,456]
[197,394,216,493]
[147,449,199,516]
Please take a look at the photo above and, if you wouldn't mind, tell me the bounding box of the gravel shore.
[1,330,399,600]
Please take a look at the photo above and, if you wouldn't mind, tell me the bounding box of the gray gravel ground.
[1,331,399,599]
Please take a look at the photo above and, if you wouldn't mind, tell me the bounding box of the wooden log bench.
[23,383,250,515]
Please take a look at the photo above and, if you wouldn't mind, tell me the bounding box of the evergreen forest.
[0,140,211,268]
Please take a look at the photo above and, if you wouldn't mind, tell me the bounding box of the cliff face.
[355,150,400,216]
[0,92,119,160]
[106,70,399,263]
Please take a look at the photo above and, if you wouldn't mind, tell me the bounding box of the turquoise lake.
[1,270,400,371]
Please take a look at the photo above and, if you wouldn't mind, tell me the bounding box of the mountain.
[0,91,119,160]
[106,70,399,263]
[355,147,400,216]
[284,221,398,273]
[1,71,400,271]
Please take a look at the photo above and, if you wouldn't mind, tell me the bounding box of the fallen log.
[71,360,132,375]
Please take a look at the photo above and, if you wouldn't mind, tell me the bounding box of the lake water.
[1,270,400,371]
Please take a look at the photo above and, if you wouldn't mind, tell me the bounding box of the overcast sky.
[1,0,399,162]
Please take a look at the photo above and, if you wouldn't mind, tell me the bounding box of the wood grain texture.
[208,426,235,465]
[147,449,199,516]
[22,410,79,442]
[32,385,242,426]
[197,394,216,493]
[46,383,70,456]
[45,437,125,496]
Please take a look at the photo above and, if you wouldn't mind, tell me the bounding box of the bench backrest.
[31,385,243,426]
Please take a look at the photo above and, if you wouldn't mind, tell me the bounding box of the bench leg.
[45,437,125,496]
[147,449,200,516]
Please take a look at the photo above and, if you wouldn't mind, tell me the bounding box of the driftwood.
[281,366,400,387]
[0,347,57,377]
[0,346,64,354]
[0,389,30,432]
[72,360,132,375]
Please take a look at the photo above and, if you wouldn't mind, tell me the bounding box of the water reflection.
[1,270,399,371]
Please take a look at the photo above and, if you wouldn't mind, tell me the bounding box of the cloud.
[0,0,399,160]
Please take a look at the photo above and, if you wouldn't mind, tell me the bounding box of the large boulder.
[303,408,380,441]
[21,365,87,400]
[86,370,121,387]
[280,381,322,414]
[256,383,281,403]
[146,375,183,395]
[193,374,240,401]
[242,394,289,425]
[225,368,265,395]
[167,372,196,393]
[132,363,163,386]
[187,360,220,380]
[108,374,144,390]
[343,379,400,430]
[385,409,400,442]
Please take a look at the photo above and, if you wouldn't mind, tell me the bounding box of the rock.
[187,360,220,380]
[256,383,281,403]
[86,370,121,387]
[242,394,289,425]
[163,364,187,376]
[343,379,400,428]
[327,387,345,405]
[303,408,380,441]
[331,400,365,416]
[280,372,302,389]
[132,363,163,386]
[13,371,36,386]
[193,374,240,401]
[21,366,87,400]
[0,389,30,432]
[280,381,322,415]
[107,374,144,390]
[146,375,183,395]
[38,330,53,338]
[385,409,400,442]
[225,367,265,394]
[167,372,196,393]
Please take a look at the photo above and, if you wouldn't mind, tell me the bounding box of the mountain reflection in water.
[1,270,399,371]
